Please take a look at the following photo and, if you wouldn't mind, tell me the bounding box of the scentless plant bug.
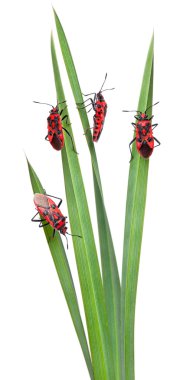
[123,101,160,161]
[33,101,78,153]
[77,74,114,142]
[31,193,82,249]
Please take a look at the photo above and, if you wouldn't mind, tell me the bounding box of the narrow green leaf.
[53,11,121,380]
[121,35,154,380]
[53,8,103,190]
[93,176,121,380]
[27,159,94,380]
[51,35,115,380]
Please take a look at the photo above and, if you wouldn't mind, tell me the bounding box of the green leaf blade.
[27,159,94,380]
[93,174,121,380]
[51,35,115,380]
[53,11,121,380]
[121,35,154,380]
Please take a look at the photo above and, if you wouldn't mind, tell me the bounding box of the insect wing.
[139,143,153,158]
[33,193,51,221]
[51,133,63,150]
[34,193,49,209]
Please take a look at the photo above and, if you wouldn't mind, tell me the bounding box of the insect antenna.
[57,100,67,105]
[82,73,114,96]
[64,232,82,249]
[145,101,159,113]
[82,92,96,97]
[101,87,115,93]
[99,73,108,92]
[33,101,54,108]
[66,232,82,239]
[123,109,141,113]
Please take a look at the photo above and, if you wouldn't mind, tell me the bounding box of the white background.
[0,0,183,379]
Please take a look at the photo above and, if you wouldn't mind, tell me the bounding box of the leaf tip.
[150,32,154,50]
[25,153,30,166]
[52,6,58,21]
[26,157,32,174]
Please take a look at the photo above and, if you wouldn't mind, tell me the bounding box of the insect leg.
[129,137,136,162]
[152,123,158,130]
[60,105,68,115]
[148,115,154,121]
[83,127,94,135]
[62,127,78,154]
[78,103,93,110]
[62,114,71,127]
[39,222,50,228]
[45,135,49,141]
[77,98,93,106]
[57,100,67,106]
[66,232,82,238]
[31,212,45,222]
[77,98,95,110]
[44,194,63,208]
[132,122,136,130]
[154,137,161,147]
[86,108,93,113]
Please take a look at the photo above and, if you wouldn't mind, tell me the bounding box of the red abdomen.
[93,101,107,142]
[136,120,154,159]
[47,113,64,151]
[139,143,154,158]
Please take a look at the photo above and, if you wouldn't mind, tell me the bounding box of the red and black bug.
[123,102,160,161]
[77,74,114,142]
[31,193,82,249]
[33,101,77,153]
